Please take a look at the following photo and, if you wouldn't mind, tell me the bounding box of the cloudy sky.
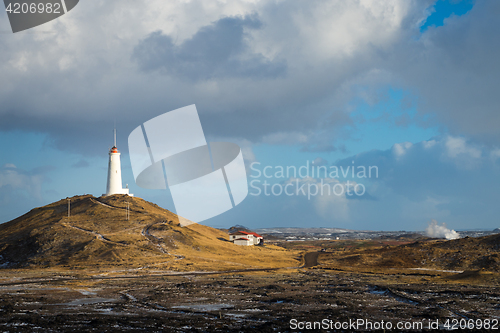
[1,0,499,231]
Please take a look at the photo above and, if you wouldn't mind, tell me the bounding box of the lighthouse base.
[103,189,134,197]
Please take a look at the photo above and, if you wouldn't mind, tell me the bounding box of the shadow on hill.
[0,194,300,271]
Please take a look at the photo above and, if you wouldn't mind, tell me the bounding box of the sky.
[1,0,499,231]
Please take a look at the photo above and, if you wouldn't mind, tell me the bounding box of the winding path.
[61,223,128,247]
[303,251,320,268]
[141,223,169,254]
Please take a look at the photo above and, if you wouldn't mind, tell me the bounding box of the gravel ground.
[0,269,498,332]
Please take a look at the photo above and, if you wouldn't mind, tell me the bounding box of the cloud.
[444,136,481,159]
[312,157,328,167]
[490,149,500,160]
[0,0,499,183]
[0,0,436,154]
[337,135,496,197]
[0,164,53,222]
[132,16,286,81]
[210,134,499,230]
[0,164,45,200]
[2,0,500,232]
[277,177,376,223]
[394,1,500,144]
[332,135,500,229]
[392,141,413,158]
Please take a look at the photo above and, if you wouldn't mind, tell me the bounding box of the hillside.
[317,234,500,273]
[0,195,299,271]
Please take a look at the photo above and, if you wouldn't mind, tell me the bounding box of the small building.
[233,238,252,246]
[229,231,263,245]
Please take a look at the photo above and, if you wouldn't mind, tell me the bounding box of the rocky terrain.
[0,195,499,332]
[313,234,500,273]
[0,267,498,332]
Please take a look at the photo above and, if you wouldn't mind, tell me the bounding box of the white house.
[229,231,263,246]
[233,238,252,246]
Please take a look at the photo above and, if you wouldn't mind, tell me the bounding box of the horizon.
[5,192,498,234]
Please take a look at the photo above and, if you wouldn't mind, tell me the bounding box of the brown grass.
[0,194,300,273]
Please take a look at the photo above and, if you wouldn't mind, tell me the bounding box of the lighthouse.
[105,129,133,197]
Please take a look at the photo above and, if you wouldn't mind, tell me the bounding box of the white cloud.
[276,0,415,60]
[422,139,436,149]
[490,148,500,160]
[0,164,44,200]
[333,135,500,229]
[214,135,499,230]
[444,136,481,159]
[442,135,482,169]
[392,141,413,158]
[312,157,328,167]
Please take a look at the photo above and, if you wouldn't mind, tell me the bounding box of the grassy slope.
[315,235,500,273]
[0,195,300,272]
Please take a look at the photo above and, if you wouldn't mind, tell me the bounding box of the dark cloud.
[132,16,286,81]
[0,0,498,158]
[393,1,500,145]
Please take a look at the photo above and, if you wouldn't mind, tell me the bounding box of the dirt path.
[61,222,128,247]
[90,198,117,209]
[141,223,169,254]
[303,251,320,268]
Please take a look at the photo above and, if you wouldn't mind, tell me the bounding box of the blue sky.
[421,0,475,31]
[1,0,499,231]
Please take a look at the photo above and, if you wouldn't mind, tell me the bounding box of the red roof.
[230,231,263,238]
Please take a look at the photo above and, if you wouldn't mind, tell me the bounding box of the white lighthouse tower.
[105,129,133,196]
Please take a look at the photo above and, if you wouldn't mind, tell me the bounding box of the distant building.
[229,231,263,246]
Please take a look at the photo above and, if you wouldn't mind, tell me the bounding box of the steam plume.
[426,220,460,240]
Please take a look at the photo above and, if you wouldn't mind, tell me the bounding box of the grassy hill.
[0,195,300,272]
[317,234,500,273]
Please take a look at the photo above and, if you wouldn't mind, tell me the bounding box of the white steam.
[426,220,460,240]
